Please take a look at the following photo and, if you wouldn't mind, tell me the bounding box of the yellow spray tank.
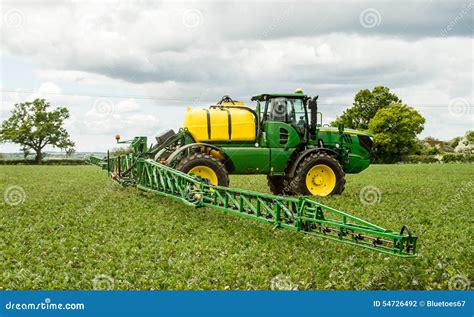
[183,98,256,142]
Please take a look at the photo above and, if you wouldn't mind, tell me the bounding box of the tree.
[368,104,425,163]
[0,99,75,163]
[332,86,401,130]
[22,148,31,159]
[448,136,462,149]
[65,148,76,158]
[454,130,474,155]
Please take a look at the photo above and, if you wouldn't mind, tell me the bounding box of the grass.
[0,164,472,290]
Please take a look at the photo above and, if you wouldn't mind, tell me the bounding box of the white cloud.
[37,82,61,93]
[115,99,140,113]
[82,111,160,135]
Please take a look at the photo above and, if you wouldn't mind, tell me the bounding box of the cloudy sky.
[0,0,472,152]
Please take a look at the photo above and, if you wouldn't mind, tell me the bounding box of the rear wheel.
[291,152,345,196]
[176,153,229,186]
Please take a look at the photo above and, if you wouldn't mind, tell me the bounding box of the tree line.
[0,90,471,164]
[331,86,471,163]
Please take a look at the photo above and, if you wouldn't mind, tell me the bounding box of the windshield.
[268,97,306,125]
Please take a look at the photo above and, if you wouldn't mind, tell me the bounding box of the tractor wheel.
[291,152,345,196]
[176,153,229,187]
[267,176,293,195]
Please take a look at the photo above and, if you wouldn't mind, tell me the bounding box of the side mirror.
[338,124,344,134]
[308,96,318,136]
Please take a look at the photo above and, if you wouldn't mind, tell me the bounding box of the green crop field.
[1,164,472,290]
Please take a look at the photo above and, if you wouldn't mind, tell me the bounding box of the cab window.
[268,97,306,125]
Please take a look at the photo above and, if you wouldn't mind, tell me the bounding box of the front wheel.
[291,152,345,196]
[176,153,229,186]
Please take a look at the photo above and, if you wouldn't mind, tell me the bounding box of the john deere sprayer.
[88,89,417,257]
[152,89,372,196]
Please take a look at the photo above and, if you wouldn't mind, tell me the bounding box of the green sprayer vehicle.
[89,89,417,257]
[150,89,372,196]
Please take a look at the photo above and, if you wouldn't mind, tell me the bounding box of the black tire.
[291,152,345,196]
[176,153,229,186]
[267,176,293,195]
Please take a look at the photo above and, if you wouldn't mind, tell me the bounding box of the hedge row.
[442,153,474,163]
[401,154,473,164]
[1,156,472,166]
[0,159,87,165]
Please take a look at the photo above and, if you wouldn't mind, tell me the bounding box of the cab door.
[264,121,301,148]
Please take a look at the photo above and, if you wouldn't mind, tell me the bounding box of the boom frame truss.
[88,150,417,258]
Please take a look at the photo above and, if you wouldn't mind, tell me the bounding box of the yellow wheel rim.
[188,166,218,185]
[305,164,336,196]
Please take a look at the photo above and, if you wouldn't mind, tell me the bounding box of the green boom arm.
[88,149,417,258]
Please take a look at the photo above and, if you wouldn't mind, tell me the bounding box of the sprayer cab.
[251,89,316,141]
